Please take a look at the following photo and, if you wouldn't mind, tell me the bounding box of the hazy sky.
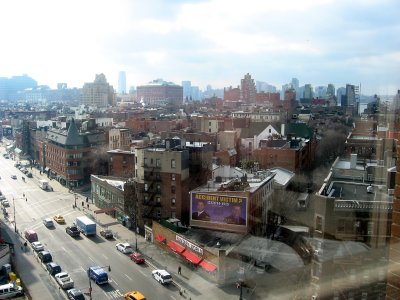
[0,0,399,95]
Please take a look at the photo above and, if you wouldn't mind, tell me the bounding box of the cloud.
[0,0,399,94]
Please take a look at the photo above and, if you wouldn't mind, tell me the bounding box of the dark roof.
[0,227,13,245]
[286,123,313,139]
[239,122,280,139]
[65,118,84,146]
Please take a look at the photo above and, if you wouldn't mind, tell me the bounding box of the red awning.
[155,234,166,243]
[167,240,185,253]
[199,260,217,272]
[181,250,202,265]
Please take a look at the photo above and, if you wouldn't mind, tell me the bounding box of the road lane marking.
[61,247,67,252]
[102,254,108,260]
[80,266,86,273]
[124,274,132,281]
[88,256,95,263]
[170,296,177,300]
[137,269,147,277]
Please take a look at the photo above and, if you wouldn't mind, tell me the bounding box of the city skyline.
[0,0,398,95]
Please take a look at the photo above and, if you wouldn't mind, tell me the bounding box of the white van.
[0,283,24,299]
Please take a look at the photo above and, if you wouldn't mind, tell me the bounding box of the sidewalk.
[27,168,246,299]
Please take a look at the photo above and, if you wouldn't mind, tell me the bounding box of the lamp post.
[88,265,111,300]
[13,197,16,233]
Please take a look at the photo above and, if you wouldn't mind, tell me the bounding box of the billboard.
[190,192,247,232]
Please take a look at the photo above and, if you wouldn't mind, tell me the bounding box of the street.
[0,149,181,300]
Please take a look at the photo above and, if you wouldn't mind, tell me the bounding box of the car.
[38,251,52,263]
[124,291,146,300]
[27,172,33,178]
[46,262,62,276]
[55,272,74,289]
[66,225,80,237]
[10,175,17,179]
[67,288,85,300]
[0,195,6,201]
[31,241,44,252]
[14,163,20,168]
[116,242,133,254]
[43,218,54,228]
[53,215,65,224]
[130,252,145,264]
[1,200,9,208]
[100,229,113,239]
[152,269,172,285]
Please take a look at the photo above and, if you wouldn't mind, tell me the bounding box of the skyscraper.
[81,74,115,107]
[240,73,257,104]
[182,80,192,100]
[118,71,126,94]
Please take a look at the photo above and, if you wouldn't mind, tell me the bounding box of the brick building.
[136,79,183,107]
[108,149,135,178]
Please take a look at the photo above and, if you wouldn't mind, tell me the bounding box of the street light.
[12,197,16,233]
[87,265,111,300]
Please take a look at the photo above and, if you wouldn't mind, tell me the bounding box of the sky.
[0,0,399,95]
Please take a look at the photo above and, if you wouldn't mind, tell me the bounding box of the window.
[171,186,176,194]
[171,174,176,181]
[156,197,161,203]
[171,159,176,168]
[156,158,161,167]
[315,215,323,232]
[171,198,176,205]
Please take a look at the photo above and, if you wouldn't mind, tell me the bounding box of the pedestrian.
[178,266,182,275]
[87,203,89,209]
[23,193,25,197]
[25,198,27,202]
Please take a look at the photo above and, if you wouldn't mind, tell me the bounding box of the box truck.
[75,216,96,236]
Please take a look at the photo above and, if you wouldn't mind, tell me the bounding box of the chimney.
[350,153,357,169]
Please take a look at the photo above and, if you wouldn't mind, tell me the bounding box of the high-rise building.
[345,84,356,106]
[327,83,335,97]
[136,79,183,106]
[314,86,327,98]
[118,71,126,94]
[303,84,313,99]
[81,74,115,107]
[240,73,257,104]
[182,80,191,100]
[337,87,346,106]
[256,81,277,93]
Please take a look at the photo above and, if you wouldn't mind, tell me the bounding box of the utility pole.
[13,197,16,232]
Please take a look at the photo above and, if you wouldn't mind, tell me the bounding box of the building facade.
[81,74,115,107]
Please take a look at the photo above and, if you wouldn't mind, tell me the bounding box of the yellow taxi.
[53,214,65,224]
[124,291,146,300]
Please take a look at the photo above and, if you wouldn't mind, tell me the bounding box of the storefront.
[152,221,230,283]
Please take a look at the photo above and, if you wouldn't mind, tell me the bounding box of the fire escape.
[142,162,162,221]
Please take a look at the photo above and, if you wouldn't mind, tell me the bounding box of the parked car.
[130,252,145,264]
[38,251,52,263]
[152,269,172,285]
[100,229,113,239]
[66,225,80,237]
[53,215,65,224]
[10,175,17,179]
[31,241,44,252]
[46,262,62,276]
[1,200,9,208]
[27,172,33,178]
[43,218,54,228]
[116,242,133,254]
[0,195,6,201]
[55,272,74,289]
[67,288,85,300]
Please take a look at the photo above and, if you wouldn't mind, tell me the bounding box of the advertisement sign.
[190,193,247,229]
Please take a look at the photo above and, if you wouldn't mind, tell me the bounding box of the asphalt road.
[0,150,179,300]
